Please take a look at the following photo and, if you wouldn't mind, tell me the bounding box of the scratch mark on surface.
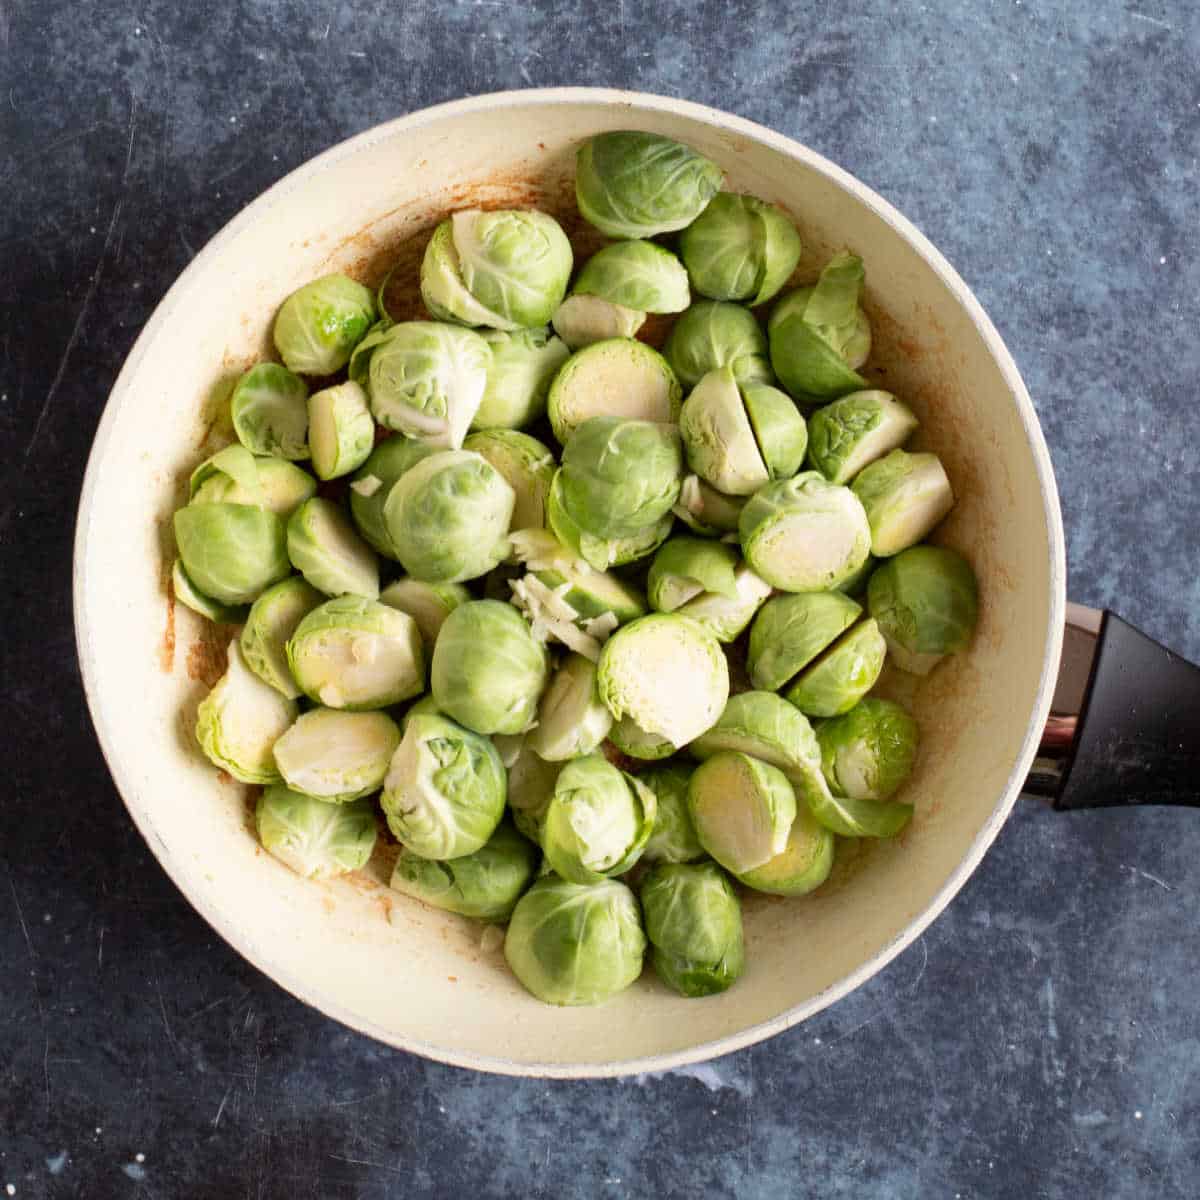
[7,867,34,959]
[329,1087,389,1107]
[1121,863,1173,891]
[187,993,234,1021]
[157,979,181,1054]
[1129,11,1172,30]
[213,1086,232,1128]
[97,925,105,969]
[904,937,929,996]
[327,1155,404,1175]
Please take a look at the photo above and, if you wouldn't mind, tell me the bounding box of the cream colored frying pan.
[75,88,1189,1078]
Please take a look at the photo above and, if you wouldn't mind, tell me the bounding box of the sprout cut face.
[527,654,614,762]
[174,502,291,606]
[783,618,887,718]
[241,576,324,699]
[231,363,310,461]
[639,763,704,864]
[806,390,920,484]
[286,497,379,599]
[552,294,646,350]
[473,328,570,431]
[462,430,556,533]
[272,708,401,802]
[572,241,691,314]
[273,273,375,375]
[308,381,375,481]
[257,788,377,880]
[662,301,773,392]
[678,368,769,497]
[736,805,834,897]
[818,698,920,801]
[851,449,955,557]
[747,591,863,693]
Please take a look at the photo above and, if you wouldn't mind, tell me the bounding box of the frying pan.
[72,88,1199,1078]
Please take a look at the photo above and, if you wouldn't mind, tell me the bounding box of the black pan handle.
[1028,603,1200,808]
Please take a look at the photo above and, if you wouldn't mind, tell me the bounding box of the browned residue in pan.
[160,564,176,674]
[187,625,234,688]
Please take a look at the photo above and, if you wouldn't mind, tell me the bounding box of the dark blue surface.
[3,2,1199,1196]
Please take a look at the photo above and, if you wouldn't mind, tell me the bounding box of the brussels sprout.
[867,545,979,675]
[348,436,436,558]
[806,789,913,838]
[679,193,802,306]
[736,804,834,896]
[510,530,647,625]
[174,502,291,606]
[462,430,556,532]
[556,417,684,541]
[648,537,739,613]
[472,328,570,430]
[541,753,656,884]
[575,131,723,240]
[573,241,691,314]
[687,751,796,874]
[641,861,744,997]
[273,273,375,375]
[378,577,470,654]
[196,641,299,784]
[547,339,682,445]
[272,708,398,802]
[662,301,773,392]
[381,710,506,858]
[672,474,746,537]
[389,820,539,921]
[286,497,379,599]
[739,472,871,592]
[172,558,249,625]
[552,294,646,350]
[607,714,676,761]
[818,698,919,801]
[768,253,871,400]
[230,363,310,461]
[240,576,324,698]
[741,383,808,480]
[505,875,645,1006]
[383,450,514,583]
[747,591,862,692]
[784,618,887,718]
[257,788,377,879]
[597,613,729,749]
[527,654,614,762]
[420,210,573,329]
[191,453,318,518]
[547,474,676,571]
[286,596,424,710]
[678,367,769,496]
[640,763,704,864]
[835,554,877,599]
[806,390,919,484]
[430,600,549,735]
[852,450,955,557]
[307,381,374,481]
[505,736,563,843]
[676,563,773,643]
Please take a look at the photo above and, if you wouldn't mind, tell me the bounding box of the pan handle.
[1028,602,1200,807]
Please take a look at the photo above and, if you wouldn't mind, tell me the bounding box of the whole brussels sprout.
[527,654,614,762]
[679,193,802,306]
[430,600,549,736]
[867,544,979,675]
[174,502,291,606]
[230,363,309,461]
[381,710,506,859]
[472,327,570,431]
[552,294,646,350]
[572,241,691,314]
[738,472,871,593]
[607,714,676,761]
[257,788,377,880]
[641,861,745,997]
[273,273,375,375]
[639,763,704,864]
[241,576,324,698]
[747,591,862,692]
[273,707,401,802]
[662,301,773,391]
[382,450,515,583]
[817,698,919,801]
[348,435,436,558]
[547,473,676,572]
[672,475,746,537]
[784,618,887,718]
[768,252,871,400]
[575,131,723,239]
[378,577,470,654]
[505,875,646,1006]
[286,497,379,599]
[308,381,375,481]
[648,537,740,613]
[389,820,539,921]
[736,803,834,897]
[462,429,556,533]
[171,558,249,625]
[678,367,769,496]
[675,563,773,644]
[806,389,919,484]
[505,736,563,844]
[851,449,955,557]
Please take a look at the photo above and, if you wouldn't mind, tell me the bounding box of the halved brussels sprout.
[240,576,324,698]
[172,558,249,625]
[308,381,374,481]
[818,698,919,801]
[572,241,691,314]
[807,790,913,839]
[547,474,676,571]
[783,618,887,718]
[639,763,703,864]
[679,192,802,306]
[747,591,863,692]
[648,537,740,613]
[378,577,470,654]
[575,131,723,240]
[505,875,645,1006]
[471,327,570,431]
[383,449,515,583]
[257,788,377,879]
[597,613,729,749]
[768,253,871,400]
[381,710,506,858]
[547,339,682,445]
[741,383,808,479]
[191,452,317,518]
[196,641,298,784]
[541,753,656,883]
[174,502,291,606]
[230,363,309,461]
[867,545,979,675]
[675,563,773,643]
[687,750,796,874]
[419,221,516,329]
[389,819,539,921]
[736,804,834,896]
[641,861,744,997]
[286,497,379,599]
[286,596,425,710]
[462,429,556,533]
[806,390,919,484]
[607,714,676,761]
[273,707,401,802]
[852,449,955,557]
[273,273,375,375]
[678,367,768,497]
[738,472,871,592]
[430,600,549,736]
[672,474,746,537]
[505,736,563,844]
[347,435,435,558]
[527,654,614,762]
[662,300,773,391]
[552,294,646,350]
